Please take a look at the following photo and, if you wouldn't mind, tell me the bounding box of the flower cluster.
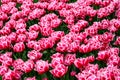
[0,0,120,80]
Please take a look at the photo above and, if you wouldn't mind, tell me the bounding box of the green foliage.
[13,50,28,61]
[106,12,116,20]
[54,22,69,34]
[34,0,38,3]
[98,29,109,34]
[115,30,120,36]
[26,19,39,28]
[93,60,107,68]
[21,70,38,79]
[68,0,77,3]
[42,47,56,61]
[0,76,2,80]
[0,1,1,6]
[16,3,22,10]
[93,5,100,10]
[76,50,98,58]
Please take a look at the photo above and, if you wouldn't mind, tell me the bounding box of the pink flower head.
[0,65,8,76]
[16,28,27,34]
[1,4,11,13]
[68,41,79,52]
[101,19,110,29]
[42,78,48,80]
[97,8,108,18]
[12,70,23,80]
[1,57,13,67]
[50,53,64,68]
[74,58,89,69]
[1,26,11,35]
[87,56,95,62]
[79,44,92,53]
[70,71,76,76]
[0,37,11,50]
[2,69,23,80]
[51,31,65,42]
[9,7,18,14]
[1,0,11,4]
[47,1,57,11]
[50,58,64,68]
[109,47,119,55]
[74,32,88,42]
[26,40,36,49]
[0,52,13,66]
[25,76,36,80]
[0,11,8,21]
[64,15,74,25]
[34,2,48,9]
[70,20,88,32]
[7,32,17,43]
[28,8,45,20]
[101,32,114,43]
[85,26,98,36]
[107,55,120,66]
[29,24,40,32]
[12,59,24,70]
[51,52,64,59]
[102,0,111,7]
[26,31,39,40]
[40,26,54,36]
[50,64,68,78]
[97,50,110,61]
[114,37,120,45]
[39,37,55,49]
[56,41,69,52]
[10,12,22,20]
[94,0,102,5]
[64,53,76,66]
[50,18,62,28]
[27,50,42,61]
[21,7,31,16]
[40,13,60,28]
[87,75,98,80]
[13,42,25,53]
[22,60,34,73]
[5,19,16,29]
[34,60,49,74]
[15,22,26,30]
[2,70,13,80]
[33,42,42,51]
[16,34,26,42]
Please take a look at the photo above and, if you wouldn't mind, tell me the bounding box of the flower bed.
[0,0,120,80]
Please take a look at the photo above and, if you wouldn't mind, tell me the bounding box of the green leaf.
[115,30,120,36]
[13,54,17,60]
[93,60,107,68]
[92,5,100,10]
[106,12,116,20]
[33,0,38,3]
[54,22,69,34]
[0,76,2,80]
[98,29,109,34]
[42,49,51,61]
[16,3,22,10]
[0,1,1,6]
[26,19,39,28]
[68,0,77,3]
[22,50,28,61]
[46,72,57,80]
